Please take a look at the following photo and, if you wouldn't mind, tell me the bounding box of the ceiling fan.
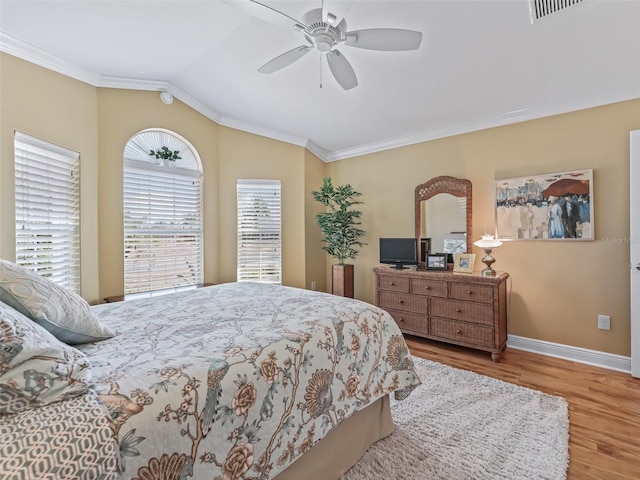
[234,0,423,90]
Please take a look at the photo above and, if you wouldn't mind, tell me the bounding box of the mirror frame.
[415,176,473,264]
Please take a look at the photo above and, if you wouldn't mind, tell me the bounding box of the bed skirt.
[274,394,393,480]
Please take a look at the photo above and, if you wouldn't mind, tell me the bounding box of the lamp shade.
[474,235,503,249]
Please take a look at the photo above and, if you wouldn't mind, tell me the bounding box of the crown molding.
[325,81,640,162]
[304,140,329,162]
[98,76,223,124]
[0,32,100,85]
[3,31,639,164]
[217,115,310,150]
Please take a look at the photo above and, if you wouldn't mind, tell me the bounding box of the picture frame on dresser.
[426,253,447,270]
[453,253,475,274]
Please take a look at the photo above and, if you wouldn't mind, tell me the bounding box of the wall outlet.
[311,281,317,291]
[597,314,611,331]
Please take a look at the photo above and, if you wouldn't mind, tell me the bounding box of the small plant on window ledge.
[149,146,181,161]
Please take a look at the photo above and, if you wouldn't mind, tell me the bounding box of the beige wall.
[0,53,100,302]
[96,88,220,299]
[304,149,328,292]
[218,126,310,288]
[327,99,640,357]
[2,51,638,358]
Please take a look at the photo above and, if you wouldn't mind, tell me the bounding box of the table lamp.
[474,234,503,276]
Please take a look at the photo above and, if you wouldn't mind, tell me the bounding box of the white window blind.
[14,131,81,293]
[123,130,203,294]
[237,179,282,284]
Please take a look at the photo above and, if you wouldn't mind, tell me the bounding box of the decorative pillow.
[0,301,92,413]
[0,260,114,344]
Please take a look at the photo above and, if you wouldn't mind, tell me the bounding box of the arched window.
[123,129,203,294]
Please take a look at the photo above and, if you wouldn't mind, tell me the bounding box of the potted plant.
[149,146,181,165]
[311,177,366,297]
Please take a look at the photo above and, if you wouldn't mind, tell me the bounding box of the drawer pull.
[399,318,405,322]
[425,286,431,290]
[398,300,405,304]
[390,282,396,286]
[456,329,462,334]
[467,290,473,295]
[456,308,462,313]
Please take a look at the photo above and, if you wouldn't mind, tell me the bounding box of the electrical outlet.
[311,281,317,291]
[597,314,611,331]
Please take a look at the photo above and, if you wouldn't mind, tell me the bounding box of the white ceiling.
[1,0,640,162]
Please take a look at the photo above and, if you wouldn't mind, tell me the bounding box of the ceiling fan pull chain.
[320,55,323,89]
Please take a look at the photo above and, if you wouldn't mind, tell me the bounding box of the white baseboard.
[507,334,632,374]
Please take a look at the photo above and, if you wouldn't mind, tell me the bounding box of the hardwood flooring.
[404,335,640,480]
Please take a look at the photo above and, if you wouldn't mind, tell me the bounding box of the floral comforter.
[81,282,421,480]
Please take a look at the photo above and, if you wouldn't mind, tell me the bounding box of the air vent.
[530,0,584,21]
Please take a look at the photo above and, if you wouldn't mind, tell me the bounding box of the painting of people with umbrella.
[495,169,593,240]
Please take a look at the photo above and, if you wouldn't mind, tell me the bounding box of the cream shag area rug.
[342,357,569,480]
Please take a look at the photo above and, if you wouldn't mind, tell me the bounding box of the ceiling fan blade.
[326,49,358,90]
[322,0,354,27]
[345,29,423,51]
[258,45,312,74]
[222,0,304,29]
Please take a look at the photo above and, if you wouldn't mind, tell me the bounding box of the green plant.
[311,177,366,264]
[149,146,181,161]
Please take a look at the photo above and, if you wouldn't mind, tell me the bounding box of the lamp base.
[481,250,497,276]
[481,267,497,277]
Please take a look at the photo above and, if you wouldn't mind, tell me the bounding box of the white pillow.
[0,301,92,413]
[0,260,114,344]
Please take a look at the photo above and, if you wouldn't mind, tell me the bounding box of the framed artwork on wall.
[453,253,475,274]
[495,169,594,241]
[426,253,448,270]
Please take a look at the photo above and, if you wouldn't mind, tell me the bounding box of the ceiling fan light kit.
[246,2,422,90]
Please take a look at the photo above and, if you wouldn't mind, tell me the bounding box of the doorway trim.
[630,130,639,378]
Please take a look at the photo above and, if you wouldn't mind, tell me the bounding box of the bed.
[0,261,421,480]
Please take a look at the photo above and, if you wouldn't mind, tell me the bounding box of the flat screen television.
[379,238,418,269]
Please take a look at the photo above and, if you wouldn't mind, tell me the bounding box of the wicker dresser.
[374,267,509,361]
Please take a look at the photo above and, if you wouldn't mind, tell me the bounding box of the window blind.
[124,160,203,293]
[14,131,81,293]
[237,179,282,284]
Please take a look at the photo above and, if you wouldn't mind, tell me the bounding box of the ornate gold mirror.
[415,176,472,264]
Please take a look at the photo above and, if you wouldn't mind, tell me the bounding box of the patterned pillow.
[0,301,92,413]
[0,260,114,344]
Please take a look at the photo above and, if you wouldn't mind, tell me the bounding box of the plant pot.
[332,264,354,298]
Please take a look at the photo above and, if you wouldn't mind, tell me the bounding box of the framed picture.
[442,233,467,254]
[495,169,594,241]
[453,253,475,274]
[426,253,448,270]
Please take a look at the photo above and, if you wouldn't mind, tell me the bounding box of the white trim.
[3,32,640,164]
[630,130,640,377]
[218,115,308,149]
[508,334,632,374]
[0,32,99,85]
[325,80,640,162]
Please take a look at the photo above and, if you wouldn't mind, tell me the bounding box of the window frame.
[13,131,81,293]
[237,179,282,284]
[123,129,203,294]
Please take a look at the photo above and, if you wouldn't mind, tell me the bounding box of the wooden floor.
[404,335,640,480]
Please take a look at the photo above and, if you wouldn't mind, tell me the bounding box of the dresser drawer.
[385,308,428,335]
[431,298,493,324]
[430,317,494,348]
[377,275,410,292]
[410,278,447,297]
[449,283,493,303]
[378,290,429,314]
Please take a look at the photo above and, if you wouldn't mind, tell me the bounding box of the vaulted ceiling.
[1,0,639,161]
